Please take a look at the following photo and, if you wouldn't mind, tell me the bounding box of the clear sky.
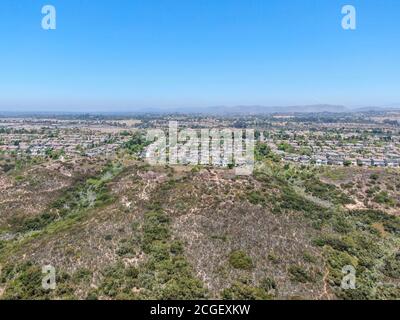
[0,0,399,112]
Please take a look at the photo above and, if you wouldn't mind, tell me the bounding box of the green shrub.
[382,254,400,279]
[288,265,314,283]
[98,207,208,300]
[268,252,280,264]
[259,277,277,292]
[369,173,379,181]
[247,191,265,205]
[373,191,396,206]
[304,178,354,205]
[221,281,272,300]
[229,250,253,270]
[303,252,317,263]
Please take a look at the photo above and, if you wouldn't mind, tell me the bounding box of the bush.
[141,210,170,254]
[259,277,277,292]
[229,250,253,270]
[373,191,396,207]
[221,281,271,300]
[116,241,136,257]
[288,265,314,283]
[349,210,400,235]
[370,173,379,181]
[313,235,354,252]
[382,254,400,279]
[247,191,265,205]
[303,252,317,263]
[304,177,354,205]
[98,207,208,300]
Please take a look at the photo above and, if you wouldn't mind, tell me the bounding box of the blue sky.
[0,0,399,112]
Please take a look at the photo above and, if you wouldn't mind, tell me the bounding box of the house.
[357,159,372,167]
[299,155,310,164]
[327,158,344,166]
[314,157,328,166]
[372,159,386,167]
[386,159,400,167]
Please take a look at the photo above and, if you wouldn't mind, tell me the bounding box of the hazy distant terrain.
[2,104,400,117]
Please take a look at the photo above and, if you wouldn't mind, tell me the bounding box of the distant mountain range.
[120,104,400,115]
[163,104,400,115]
[188,104,348,115]
[1,104,400,116]
[96,104,349,115]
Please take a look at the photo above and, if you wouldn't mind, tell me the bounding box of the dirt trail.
[318,267,331,300]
